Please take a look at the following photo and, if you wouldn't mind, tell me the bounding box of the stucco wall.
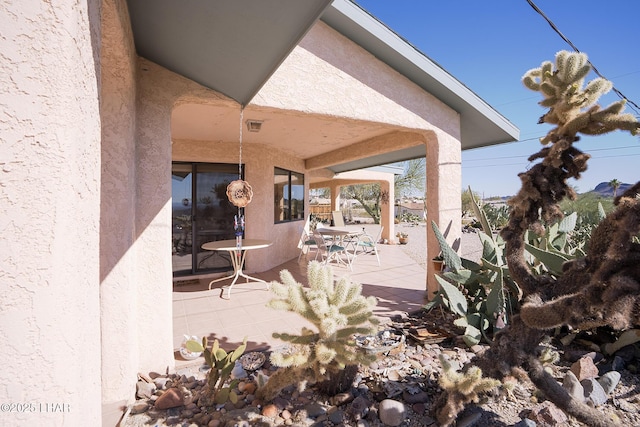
[0,0,102,425]
[99,0,141,414]
[100,0,237,415]
[254,21,460,139]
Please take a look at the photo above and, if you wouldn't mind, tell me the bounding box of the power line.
[464,145,640,163]
[525,0,640,117]
[463,152,640,169]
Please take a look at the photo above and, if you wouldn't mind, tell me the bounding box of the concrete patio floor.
[172,240,427,365]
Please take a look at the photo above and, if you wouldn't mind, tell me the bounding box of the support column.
[425,135,462,299]
[330,183,341,215]
[134,61,176,374]
[379,178,394,242]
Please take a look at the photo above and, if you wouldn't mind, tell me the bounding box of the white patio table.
[201,238,272,299]
[316,226,363,264]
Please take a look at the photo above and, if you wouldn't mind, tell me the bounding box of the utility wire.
[526,0,640,117]
[465,145,640,163]
[463,152,640,169]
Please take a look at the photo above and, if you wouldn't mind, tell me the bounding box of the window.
[274,167,304,222]
[172,162,242,276]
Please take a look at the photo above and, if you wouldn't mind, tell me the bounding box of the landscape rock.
[261,404,278,418]
[611,355,626,371]
[581,378,607,406]
[328,408,344,424]
[562,370,585,402]
[598,370,621,395]
[304,401,326,418]
[349,395,371,420]
[136,380,155,399]
[402,389,429,404]
[378,399,406,426]
[155,388,184,410]
[570,356,599,381]
[130,401,149,415]
[528,401,568,425]
[153,377,170,389]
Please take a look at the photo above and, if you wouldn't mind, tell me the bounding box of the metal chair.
[312,231,352,270]
[297,219,318,261]
[354,226,383,266]
[331,210,345,227]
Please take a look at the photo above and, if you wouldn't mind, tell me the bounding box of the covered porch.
[172,227,427,361]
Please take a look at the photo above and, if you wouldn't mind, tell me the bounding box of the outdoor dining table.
[316,226,363,241]
[201,238,272,299]
[316,226,363,258]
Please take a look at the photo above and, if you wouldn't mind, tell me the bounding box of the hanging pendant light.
[227,107,253,207]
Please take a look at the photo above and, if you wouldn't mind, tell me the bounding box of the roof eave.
[322,0,519,149]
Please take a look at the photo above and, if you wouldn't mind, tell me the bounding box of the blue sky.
[354,0,640,197]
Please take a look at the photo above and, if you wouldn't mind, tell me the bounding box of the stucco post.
[134,64,176,374]
[0,0,102,425]
[379,178,394,242]
[425,135,462,299]
[100,0,141,416]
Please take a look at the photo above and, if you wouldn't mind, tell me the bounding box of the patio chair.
[297,225,317,261]
[331,210,345,227]
[354,226,383,266]
[312,231,352,270]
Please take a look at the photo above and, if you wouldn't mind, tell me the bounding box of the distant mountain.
[590,182,632,197]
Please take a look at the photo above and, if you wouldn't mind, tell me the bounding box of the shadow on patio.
[172,241,427,367]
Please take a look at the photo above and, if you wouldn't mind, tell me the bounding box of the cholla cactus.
[435,355,500,427]
[438,51,639,427]
[257,261,379,400]
[522,50,638,144]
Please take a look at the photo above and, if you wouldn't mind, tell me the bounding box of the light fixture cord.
[238,107,243,180]
[237,107,244,242]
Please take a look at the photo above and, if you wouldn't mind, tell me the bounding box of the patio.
[172,237,427,365]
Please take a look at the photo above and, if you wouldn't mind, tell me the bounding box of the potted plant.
[432,254,445,272]
[396,231,408,245]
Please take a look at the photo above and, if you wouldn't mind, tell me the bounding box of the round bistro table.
[201,238,272,299]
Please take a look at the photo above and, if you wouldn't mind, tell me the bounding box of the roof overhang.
[126,0,518,174]
[126,0,332,107]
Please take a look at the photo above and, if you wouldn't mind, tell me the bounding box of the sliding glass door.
[172,162,243,276]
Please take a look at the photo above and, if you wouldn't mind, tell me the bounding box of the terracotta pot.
[432,259,444,272]
[398,237,408,245]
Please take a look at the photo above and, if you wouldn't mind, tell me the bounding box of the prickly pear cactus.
[192,337,247,406]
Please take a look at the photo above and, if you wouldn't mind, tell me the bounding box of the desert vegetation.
[430,50,640,426]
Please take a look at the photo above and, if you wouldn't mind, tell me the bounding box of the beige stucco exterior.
[0,0,102,425]
[1,0,466,425]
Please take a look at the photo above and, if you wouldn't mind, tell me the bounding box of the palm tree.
[608,178,621,198]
